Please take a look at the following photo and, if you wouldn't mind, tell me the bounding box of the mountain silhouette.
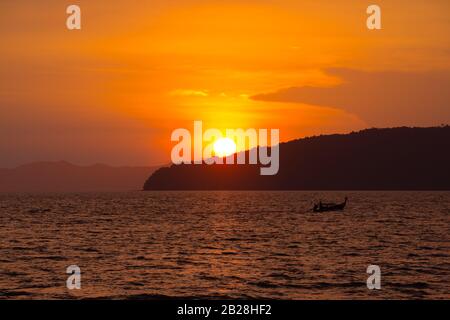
[144,126,450,190]
[0,161,160,192]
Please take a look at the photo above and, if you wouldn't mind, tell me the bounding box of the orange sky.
[1,0,449,167]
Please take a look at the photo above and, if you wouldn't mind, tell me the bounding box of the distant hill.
[144,126,450,190]
[0,161,160,192]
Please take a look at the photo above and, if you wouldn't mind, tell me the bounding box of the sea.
[0,191,449,299]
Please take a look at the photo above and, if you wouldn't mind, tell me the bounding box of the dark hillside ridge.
[144,126,450,190]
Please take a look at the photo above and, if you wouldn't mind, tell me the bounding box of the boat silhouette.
[313,197,348,213]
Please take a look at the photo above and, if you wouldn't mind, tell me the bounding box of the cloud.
[251,68,450,127]
[170,89,209,97]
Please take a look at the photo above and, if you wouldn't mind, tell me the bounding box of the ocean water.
[0,191,449,300]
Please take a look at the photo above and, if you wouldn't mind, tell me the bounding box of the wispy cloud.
[170,89,209,97]
[251,68,450,127]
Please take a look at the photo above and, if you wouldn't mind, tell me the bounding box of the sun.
[213,138,237,157]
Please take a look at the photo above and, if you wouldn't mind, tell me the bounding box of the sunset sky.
[1,0,449,167]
